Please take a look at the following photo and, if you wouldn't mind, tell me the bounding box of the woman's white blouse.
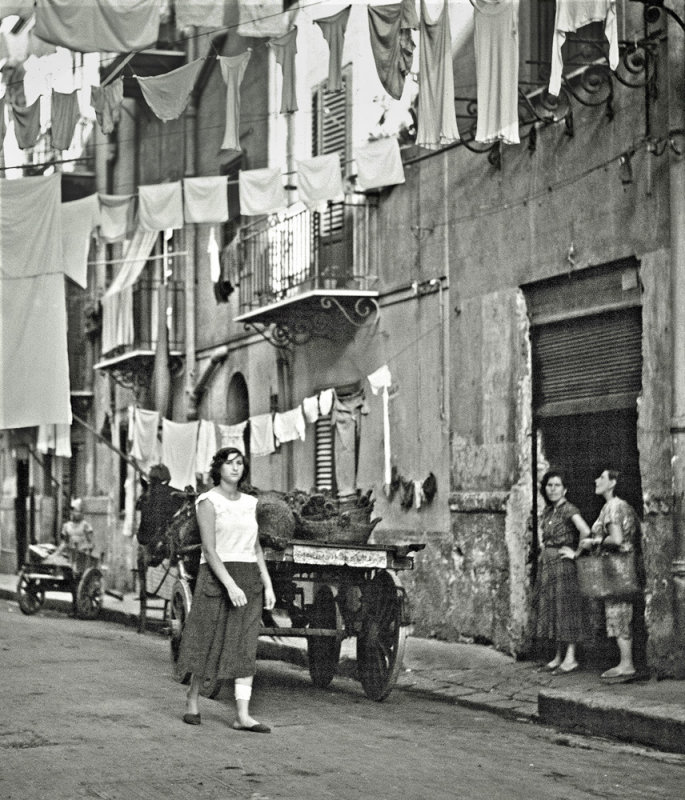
[196,490,258,564]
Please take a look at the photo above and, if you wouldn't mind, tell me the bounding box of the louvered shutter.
[532,307,642,417]
[315,415,335,492]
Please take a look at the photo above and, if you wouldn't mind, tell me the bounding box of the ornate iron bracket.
[242,295,380,349]
[632,0,685,31]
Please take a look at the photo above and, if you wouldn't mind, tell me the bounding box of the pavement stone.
[2,572,685,755]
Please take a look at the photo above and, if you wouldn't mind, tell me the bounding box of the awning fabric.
[101,228,158,354]
[0,174,71,428]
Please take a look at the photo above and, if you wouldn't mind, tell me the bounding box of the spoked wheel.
[307,585,341,689]
[16,572,45,616]
[168,579,192,684]
[357,570,408,701]
[76,567,103,619]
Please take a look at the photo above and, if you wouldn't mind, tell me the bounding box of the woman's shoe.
[551,663,579,675]
[183,713,201,725]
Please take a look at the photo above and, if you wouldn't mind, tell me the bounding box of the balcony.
[234,200,379,347]
[94,277,185,394]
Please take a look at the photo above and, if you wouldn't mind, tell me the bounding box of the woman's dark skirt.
[533,548,584,643]
[177,562,263,680]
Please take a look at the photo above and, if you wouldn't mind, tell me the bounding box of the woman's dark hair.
[540,469,567,506]
[600,467,622,497]
[209,447,249,487]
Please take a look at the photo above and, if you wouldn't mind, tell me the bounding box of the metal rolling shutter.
[532,307,642,417]
[314,415,334,492]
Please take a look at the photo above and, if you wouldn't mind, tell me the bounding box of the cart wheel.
[168,579,192,684]
[307,585,341,689]
[16,572,45,616]
[76,567,103,619]
[357,570,408,701]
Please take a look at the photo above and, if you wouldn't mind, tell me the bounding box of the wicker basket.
[295,515,381,545]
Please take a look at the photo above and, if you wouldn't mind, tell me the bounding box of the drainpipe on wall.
[184,32,198,418]
[277,350,293,490]
[187,345,230,421]
[667,16,685,675]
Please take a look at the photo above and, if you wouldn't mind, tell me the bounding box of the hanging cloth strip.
[175,0,225,30]
[161,419,200,490]
[37,424,72,458]
[416,0,460,150]
[314,5,351,92]
[367,0,418,101]
[98,193,135,242]
[302,395,319,424]
[295,154,344,214]
[273,407,306,445]
[11,98,41,150]
[136,58,204,122]
[61,194,100,289]
[130,407,160,472]
[34,0,161,54]
[249,413,276,457]
[239,167,287,216]
[90,77,123,135]
[51,89,80,150]
[354,137,405,190]
[548,0,618,97]
[318,388,334,416]
[207,225,221,282]
[183,176,229,223]
[237,0,297,38]
[0,174,71,428]
[0,97,5,155]
[268,27,298,113]
[217,420,248,453]
[367,364,393,490]
[471,0,520,145]
[218,51,251,151]
[138,181,184,231]
[195,419,218,483]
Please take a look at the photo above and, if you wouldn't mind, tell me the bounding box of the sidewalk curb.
[538,688,685,755]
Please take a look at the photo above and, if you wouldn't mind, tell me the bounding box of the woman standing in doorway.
[535,470,591,674]
[584,468,642,681]
[178,447,276,731]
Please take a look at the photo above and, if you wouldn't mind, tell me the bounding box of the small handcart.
[16,543,104,620]
[166,538,424,702]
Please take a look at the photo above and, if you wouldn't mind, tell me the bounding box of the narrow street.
[1,600,682,800]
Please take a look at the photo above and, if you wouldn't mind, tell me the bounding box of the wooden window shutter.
[311,69,351,172]
[314,415,335,492]
[532,307,642,418]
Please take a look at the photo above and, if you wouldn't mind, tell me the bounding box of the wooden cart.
[167,539,424,702]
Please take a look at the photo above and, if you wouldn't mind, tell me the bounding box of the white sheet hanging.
[354,138,405,190]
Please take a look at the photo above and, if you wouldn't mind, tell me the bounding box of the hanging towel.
[0,174,71,428]
[51,89,80,150]
[175,0,225,30]
[239,167,287,216]
[249,413,275,457]
[367,0,419,101]
[11,98,41,150]
[314,5,351,92]
[549,0,618,96]
[217,420,248,453]
[98,193,135,242]
[295,154,344,213]
[183,175,229,224]
[367,364,393,489]
[1,25,30,66]
[354,137,405,190]
[136,58,204,122]
[416,0,460,150]
[138,182,184,231]
[34,0,161,53]
[207,226,221,282]
[237,0,297,38]
[471,0,520,145]
[218,51,251,151]
[61,194,100,289]
[273,407,306,445]
[195,419,218,482]
[130,407,160,472]
[90,77,123,135]
[37,424,71,458]
[161,418,200,490]
[318,388,334,417]
[268,26,298,113]
[302,395,319,424]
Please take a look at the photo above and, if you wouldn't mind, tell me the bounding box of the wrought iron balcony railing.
[237,200,375,314]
